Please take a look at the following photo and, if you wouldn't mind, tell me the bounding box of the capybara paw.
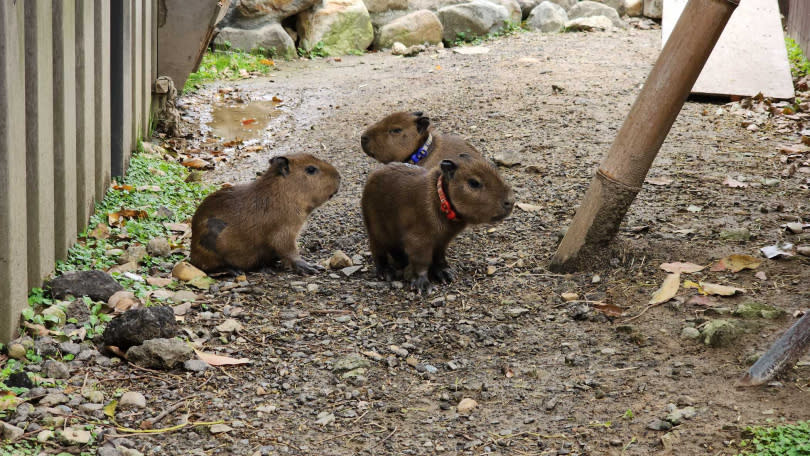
[292,259,323,275]
[376,265,397,282]
[411,275,434,295]
[429,265,455,284]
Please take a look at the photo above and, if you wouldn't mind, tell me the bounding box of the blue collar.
[408,134,433,164]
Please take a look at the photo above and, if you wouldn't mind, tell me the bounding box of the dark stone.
[6,372,34,389]
[49,270,123,302]
[102,307,179,350]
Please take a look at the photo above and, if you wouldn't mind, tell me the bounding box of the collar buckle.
[409,134,433,165]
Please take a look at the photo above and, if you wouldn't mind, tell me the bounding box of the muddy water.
[207,99,281,142]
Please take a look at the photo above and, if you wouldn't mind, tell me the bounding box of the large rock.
[49,270,123,302]
[227,0,322,25]
[375,10,443,48]
[515,0,542,19]
[547,0,576,9]
[591,0,623,15]
[102,307,179,350]
[624,0,642,16]
[568,1,625,28]
[527,1,567,32]
[126,338,194,370]
[297,0,374,55]
[643,0,661,18]
[215,23,296,59]
[437,0,509,43]
[364,0,409,14]
[487,0,522,23]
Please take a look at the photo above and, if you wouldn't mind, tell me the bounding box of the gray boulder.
[126,338,194,370]
[527,1,568,32]
[591,0,623,15]
[364,0,409,14]
[487,0,522,23]
[568,1,625,28]
[215,23,296,59]
[643,0,661,18]
[223,0,321,27]
[547,0,577,10]
[102,306,179,350]
[49,270,123,302]
[297,0,375,55]
[437,0,510,43]
[375,10,443,48]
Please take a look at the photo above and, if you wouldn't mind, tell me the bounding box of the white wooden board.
[662,0,794,99]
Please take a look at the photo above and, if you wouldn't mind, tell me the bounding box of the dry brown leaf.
[194,349,251,366]
[592,302,625,317]
[146,277,174,287]
[108,209,148,226]
[113,184,134,191]
[88,222,110,240]
[241,118,257,126]
[181,158,209,169]
[163,222,190,233]
[711,254,761,273]
[649,273,680,305]
[659,262,705,274]
[700,281,745,296]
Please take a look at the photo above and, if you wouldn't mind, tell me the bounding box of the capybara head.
[360,111,431,163]
[263,153,341,211]
[440,155,514,224]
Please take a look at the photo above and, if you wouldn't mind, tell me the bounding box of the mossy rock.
[701,319,742,347]
[733,301,785,320]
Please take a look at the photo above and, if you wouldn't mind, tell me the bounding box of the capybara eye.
[305,166,318,175]
[468,178,481,189]
[389,128,403,134]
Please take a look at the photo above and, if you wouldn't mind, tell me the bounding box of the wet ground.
[134,28,810,455]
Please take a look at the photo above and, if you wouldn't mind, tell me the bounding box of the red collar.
[437,175,459,221]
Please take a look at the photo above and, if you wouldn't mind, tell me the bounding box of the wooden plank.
[94,0,111,198]
[787,0,810,57]
[663,0,794,99]
[75,0,96,233]
[111,1,133,177]
[133,0,143,141]
[53,0,79,261]
[0,0,28,342]
[24,0,55,288]
[142,0,152,139]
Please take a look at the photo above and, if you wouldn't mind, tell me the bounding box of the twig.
[115,419,224,434]
[623,303,661,322]
[146,395,197,427]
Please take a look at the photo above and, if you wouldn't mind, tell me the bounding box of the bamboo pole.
[549,0,739,272]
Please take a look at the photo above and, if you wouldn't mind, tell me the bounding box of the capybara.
[361,155,514,294]
[190,154,340,274]
[360,111,483,168]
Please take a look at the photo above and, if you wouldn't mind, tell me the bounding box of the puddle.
[207,100,281,142]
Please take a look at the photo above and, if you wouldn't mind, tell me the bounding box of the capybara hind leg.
[403,240,433,295]
[370,240,396,281]
[429,247,454,284]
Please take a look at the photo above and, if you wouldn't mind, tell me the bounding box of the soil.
[126,28,810,455]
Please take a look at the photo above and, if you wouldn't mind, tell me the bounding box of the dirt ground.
[127,28,810,455]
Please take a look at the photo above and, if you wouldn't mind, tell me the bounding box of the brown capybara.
[190,154,340,275]
[360,111,483,168]
[361,155,514,294]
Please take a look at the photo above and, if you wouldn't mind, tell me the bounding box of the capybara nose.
[503,199,514,210]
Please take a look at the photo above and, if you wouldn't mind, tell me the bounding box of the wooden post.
[550,0,739,272]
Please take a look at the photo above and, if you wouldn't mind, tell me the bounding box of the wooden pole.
[549,0,739,272]
[739,311,810,386]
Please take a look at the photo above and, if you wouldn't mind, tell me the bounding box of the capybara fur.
[360,111,483,168]
[190,154,340,274]
[361,155,514,294]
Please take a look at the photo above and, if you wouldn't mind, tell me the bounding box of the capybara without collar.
[361,155,514,294]
[360,111,483,168]
[190,153,340,274]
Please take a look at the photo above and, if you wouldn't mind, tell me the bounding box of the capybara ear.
[412,111,424,117]
[416,116,430,134]
[270,156,290,176]
[440,159,457,178]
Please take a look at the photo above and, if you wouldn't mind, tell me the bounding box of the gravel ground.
[11,27,810,456]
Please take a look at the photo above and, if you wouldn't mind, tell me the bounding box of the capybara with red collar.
[191,154,340,275]
[360,111,483,168]
[361,155,514,294]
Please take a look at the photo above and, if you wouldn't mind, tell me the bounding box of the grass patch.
[184,48,276,93]
[786,37,810,78]
[737,421,810,456]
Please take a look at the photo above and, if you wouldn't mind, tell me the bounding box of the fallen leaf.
[105,345,128,359]
[163,222,190,233]
[760,243,795,259]
[723,176,748,188]
[645,176,673,186]
[272,96,283,103]
[0,392,22,411]
[700,281,745,296]
[649,273,680,305]
[516,202,542,212]
[660,262,704,274]
[711,254,761,273]
[113,184,134,191]
[146,277,174,287]
[88,222,110,240]
[194,349,250,366]
[108,209,148,226]
[103,400,118,418]
[241,118,257,126]
[172,261,207,282]
[685,294,717,307]
[502,366,514,378]
[259,58,274,66]
[222,139,244,148]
